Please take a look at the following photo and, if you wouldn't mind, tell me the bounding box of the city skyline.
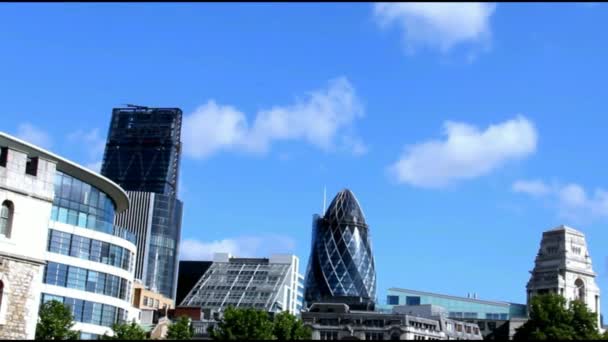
[2,2,608,317]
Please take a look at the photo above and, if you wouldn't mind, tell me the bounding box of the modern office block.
[0,132,138,340]
[101,106,184,301]
[180,253,301,315]
[113,191,182,300]
[527,225,601,328]
[304,189,377,311]
[175,261,213,306]
[100,106,182,196]
[302,303,483,340]
[383,288,528,321]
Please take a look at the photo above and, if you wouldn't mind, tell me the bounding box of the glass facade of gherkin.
[304,189,376,310]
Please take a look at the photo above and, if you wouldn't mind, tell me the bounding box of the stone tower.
[527,225,601,327]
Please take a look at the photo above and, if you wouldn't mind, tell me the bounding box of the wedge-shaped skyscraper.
[304,189,376,311]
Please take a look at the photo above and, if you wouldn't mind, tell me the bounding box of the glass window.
[69,235,91,259]
[91,302,103,325]
[44,262,68,287]
[101,305,116,327]
[387,295,399,305]
[25,156,38,176]
[0,147,7,167]
[48,229,71,255]
[90,240,102,262]
[0,201,13,238]
[406,296,421,306]
[67,266,87,291]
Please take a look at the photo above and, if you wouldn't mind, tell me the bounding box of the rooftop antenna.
[124,103,149,109]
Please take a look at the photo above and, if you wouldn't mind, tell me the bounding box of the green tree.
[35,300,79,340]
[514,293,601,340]
[209,307,274,340]
[272,311,311,340]
[167,316,194,340]
[101,320,148,340]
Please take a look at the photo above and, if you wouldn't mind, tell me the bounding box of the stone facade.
[302,303,483,340]
[0,257,44,339]
[527,225,601,328]
[0,144,56,339]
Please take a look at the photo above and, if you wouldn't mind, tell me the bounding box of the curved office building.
[43,170,138,339]
[0,132,138,339]
[304,189,376,310]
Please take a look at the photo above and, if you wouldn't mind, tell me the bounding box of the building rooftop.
[324,188,366,225]
[0,131,129,212]
[547,224,585,236]
[388,288,524,307]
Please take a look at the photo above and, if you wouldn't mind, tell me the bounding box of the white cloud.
[513,180,608,222]
[85,161,102,172]
[512,180,550,197]
[373,2,496,53]
[68,129,106,159]
[390,115,537,188]
[182,77,365,159]
[68,128,106,173]
[16,123,52,149]
[179,234,297,260]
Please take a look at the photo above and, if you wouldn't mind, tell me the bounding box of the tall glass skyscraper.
[303,189,377,311]
[101,106,183,301]
[101,106,182,196]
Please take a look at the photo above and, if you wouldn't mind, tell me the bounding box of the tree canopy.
[272,311,312,340]
[209,307,312,340]
[209,307,275,340]
[514,293,601,340]
[101,320,148,340]
[167,316,194,340]
[35,300,79,340]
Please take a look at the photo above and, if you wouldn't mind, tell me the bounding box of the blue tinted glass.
[406,296,421,306]
[387,295,399,305]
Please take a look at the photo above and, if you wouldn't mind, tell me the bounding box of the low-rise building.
[302,303,483,340]
[180,253,301,315]
[384,288,527,321]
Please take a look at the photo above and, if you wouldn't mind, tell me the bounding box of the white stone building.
[0,139,56,339]
[527,225,601,328]
[0,132,139,339]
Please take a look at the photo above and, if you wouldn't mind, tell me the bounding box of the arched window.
[575,278,585,302]
[0,201,13,238]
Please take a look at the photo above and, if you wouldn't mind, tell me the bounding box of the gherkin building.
[304,189,376,311]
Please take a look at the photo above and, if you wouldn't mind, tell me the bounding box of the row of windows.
[51,172,136,244]
[449,312,478,319]
[0,148,38,176]
[44,262,131,301]
[485,313,508,320]
[386,295,421,306]
[47,229,134,272]
[41,293,126,328]
[320,331,339,340]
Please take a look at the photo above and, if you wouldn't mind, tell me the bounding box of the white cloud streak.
[182,77,366,159]
[68,128,106,173]
[513,180,608,222]
[373,2,496,53]
[390,115,537,188]
[16,123,53,149]
[179,234,297,260]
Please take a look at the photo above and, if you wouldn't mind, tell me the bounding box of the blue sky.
[2,3,608,312]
